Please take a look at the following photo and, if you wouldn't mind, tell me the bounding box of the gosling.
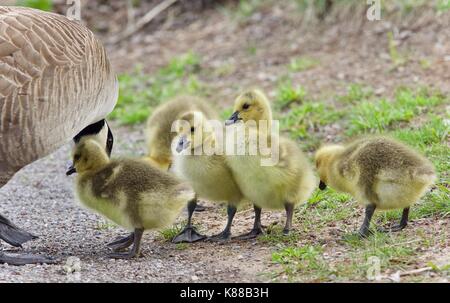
[145,96,217,171]
[225,89,316,238]
[315,136,436,237]
[172,111,244,243]
[72,139,195,259]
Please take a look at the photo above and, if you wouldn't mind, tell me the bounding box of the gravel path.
[0,124,278,283]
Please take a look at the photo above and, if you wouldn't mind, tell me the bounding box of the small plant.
[175,243,189,251]
[338,83,373,104]
[258,225,299,245]
[437,0,450,12]
[158,224,184,242]
[275,81,307,109]
[288,57,319,72]
[95,219,116,231]
[109,52,204,125]
[16,0,53,11]
[388,31,407,67]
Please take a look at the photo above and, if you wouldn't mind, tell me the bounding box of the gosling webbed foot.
[107,233,134,251]
[0,214,38,247]
[172,226,206,243]
[207,231,231,243]
[377,223,407,233]
[107,228,143,259]
[234,227,264,240]
[282,228,291,236]
[377,207,409,233]
[341,228,374,241]
[0,252,57,266]
[107,250,140,260]
[194,203,207,212]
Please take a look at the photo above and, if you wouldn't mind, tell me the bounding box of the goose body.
[0,7,118,184]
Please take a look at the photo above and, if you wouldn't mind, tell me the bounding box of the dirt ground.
[0,1,449,282]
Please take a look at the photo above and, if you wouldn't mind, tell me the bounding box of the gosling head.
[226,89,272,126]
[71,139,110,175]
[173,111,215,154]
[67,119,114,175]
[315,145,345,190]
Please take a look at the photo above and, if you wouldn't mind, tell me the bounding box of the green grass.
[347,88,445,135]
[288,57,319,72]
[271,245,331,281]
[437,0,450,12]
[16,0,53,11]
[258,225,300,245]
[158,224,184,242]
[109,52,204,125]
[275,80,307,110]
[280,100,342,147]
[338,83,373,104]
[219,0,269,24]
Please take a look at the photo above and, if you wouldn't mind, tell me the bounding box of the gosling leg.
[108,228,143,259]
[172,199,206,243]
[107,232,135,251]
[378,207,410,233]
[208,205,237,242]
[358,204,376,238]
[234,205,263,240]
[283,203,294,235]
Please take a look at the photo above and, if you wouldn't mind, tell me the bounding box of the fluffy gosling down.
[72,139,194,259]
[172,111,244,243]
[315,136,436,237]
[144,96,217,170]
[225,89,316,238]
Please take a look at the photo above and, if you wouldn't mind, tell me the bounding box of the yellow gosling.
[73,139,194,259]
[315,136,437,237]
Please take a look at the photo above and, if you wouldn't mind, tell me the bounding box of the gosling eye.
[242,103,250,110]
[190,126,195,133]
[74,154,81,162]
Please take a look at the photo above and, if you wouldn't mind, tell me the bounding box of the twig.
[108,0,179,45]
[399,267,433,276]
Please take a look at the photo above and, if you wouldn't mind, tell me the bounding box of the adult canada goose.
[225,89,316,238]
[315,136,436,237]
[0,7,118,265]
[171,111,244,243]
[73,139,194,259]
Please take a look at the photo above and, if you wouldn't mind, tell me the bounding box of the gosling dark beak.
[319,180,327,190]
[66,163,76,176]
[176,136,190,153]
[225,111,241,126]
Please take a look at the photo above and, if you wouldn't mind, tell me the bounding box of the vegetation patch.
[109,52,204,125]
